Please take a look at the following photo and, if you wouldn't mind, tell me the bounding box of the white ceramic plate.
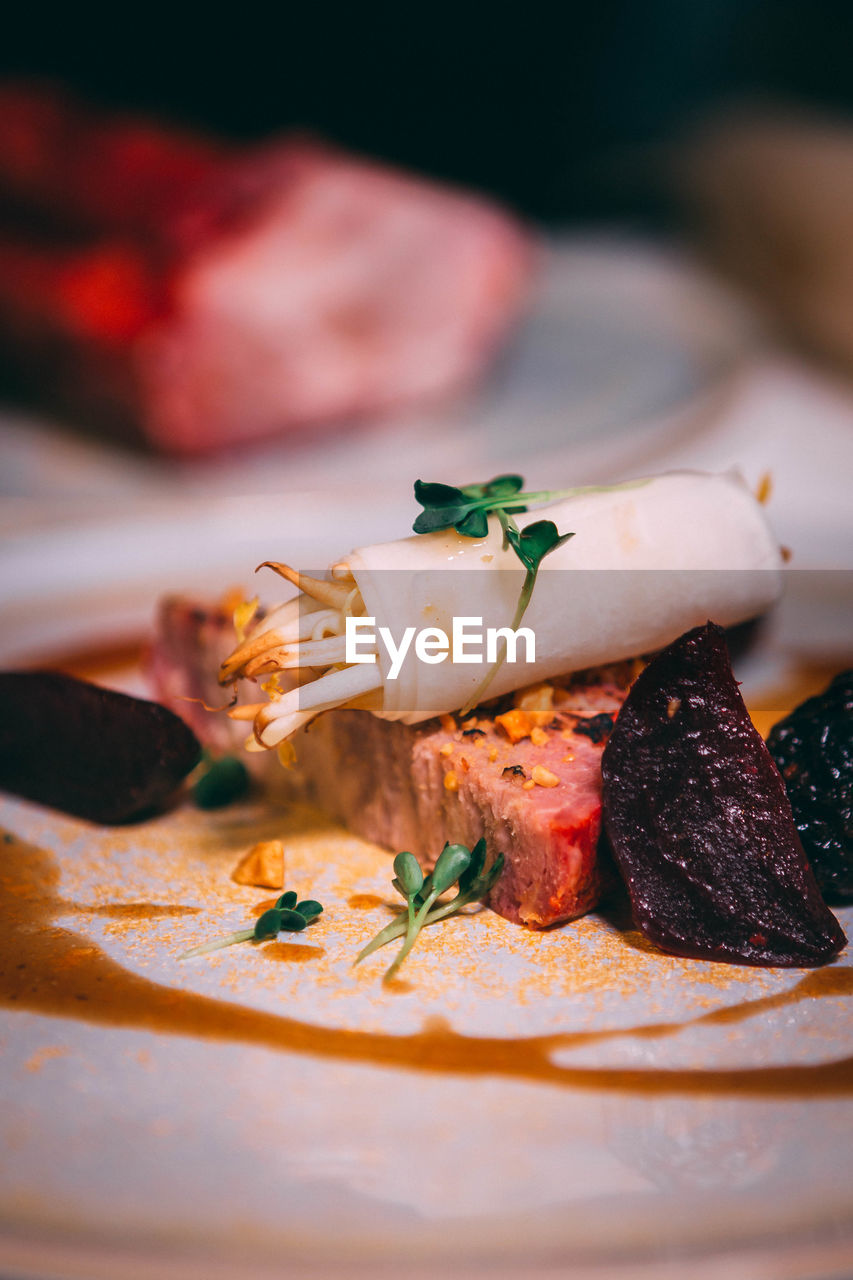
[2,236,853,1279]
[1,530,852,1280]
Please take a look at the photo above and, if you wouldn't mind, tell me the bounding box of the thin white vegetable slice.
[342,471,783,721]
[221,469,783,743]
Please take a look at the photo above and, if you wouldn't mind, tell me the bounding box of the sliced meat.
[146,596,251,755]
[292,678,629,927]
[149,597,629,927]
[0,82,533,454]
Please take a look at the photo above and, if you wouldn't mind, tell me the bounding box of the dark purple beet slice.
[601,623,846,967]
[0,671,201,823]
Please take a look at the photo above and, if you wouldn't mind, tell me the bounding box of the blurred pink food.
[0,83,534,454]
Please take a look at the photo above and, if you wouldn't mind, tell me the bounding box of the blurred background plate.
[0,233,762,665]
[3,234,853,684]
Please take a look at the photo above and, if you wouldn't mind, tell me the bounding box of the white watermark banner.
[291,568,790,719]
[345,615,535,679]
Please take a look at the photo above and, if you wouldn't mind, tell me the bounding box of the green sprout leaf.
[462,520,576,715]
[412,474,649,713]
[429,843,472,896]
[392,851,424,899]
[413,473,647,541]
[453,508,490,538]
[457,837,488,894]
[192,754,250,809]
[277,908,308,932]
[505,519,575,575]
[295,900,323,922]
[412,475,528,537]
[413,480,468,508]
[412,475,580,709]
[180,886,323,959]
[354,841,504,984]
[254,908,284,939]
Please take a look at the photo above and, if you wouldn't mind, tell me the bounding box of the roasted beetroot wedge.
[601,623,846,967]
[0,671,201,823]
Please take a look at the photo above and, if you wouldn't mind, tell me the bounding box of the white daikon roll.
[342,471,783,723]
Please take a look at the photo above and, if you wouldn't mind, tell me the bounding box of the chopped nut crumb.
[667,697,681,719]
[530,726,549,747]
[522,779,535,790]
[562,754,575,763]
[444,771,459,792]
[488,747,499,762]
[439,742,454,757]
[514,683,555,726]
[531,764,560,788]
[231,839,285,889]
[496,708,532,743]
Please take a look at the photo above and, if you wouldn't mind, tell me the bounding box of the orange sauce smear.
[2,642,851,1096]
[2,831,851,1099]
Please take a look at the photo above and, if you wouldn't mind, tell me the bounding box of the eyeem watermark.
[346,616,535,680]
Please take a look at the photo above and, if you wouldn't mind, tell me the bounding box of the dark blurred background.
[3,0,852,223]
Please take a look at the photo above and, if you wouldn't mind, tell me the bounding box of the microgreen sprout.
[192,753,250,809]
[354,838,504,984]
[413,476,575,709]
[412,474,649,548]
[179,889,323,959]
[413,475,648,712]
[463,518,575,711]
[412,475,530,538]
